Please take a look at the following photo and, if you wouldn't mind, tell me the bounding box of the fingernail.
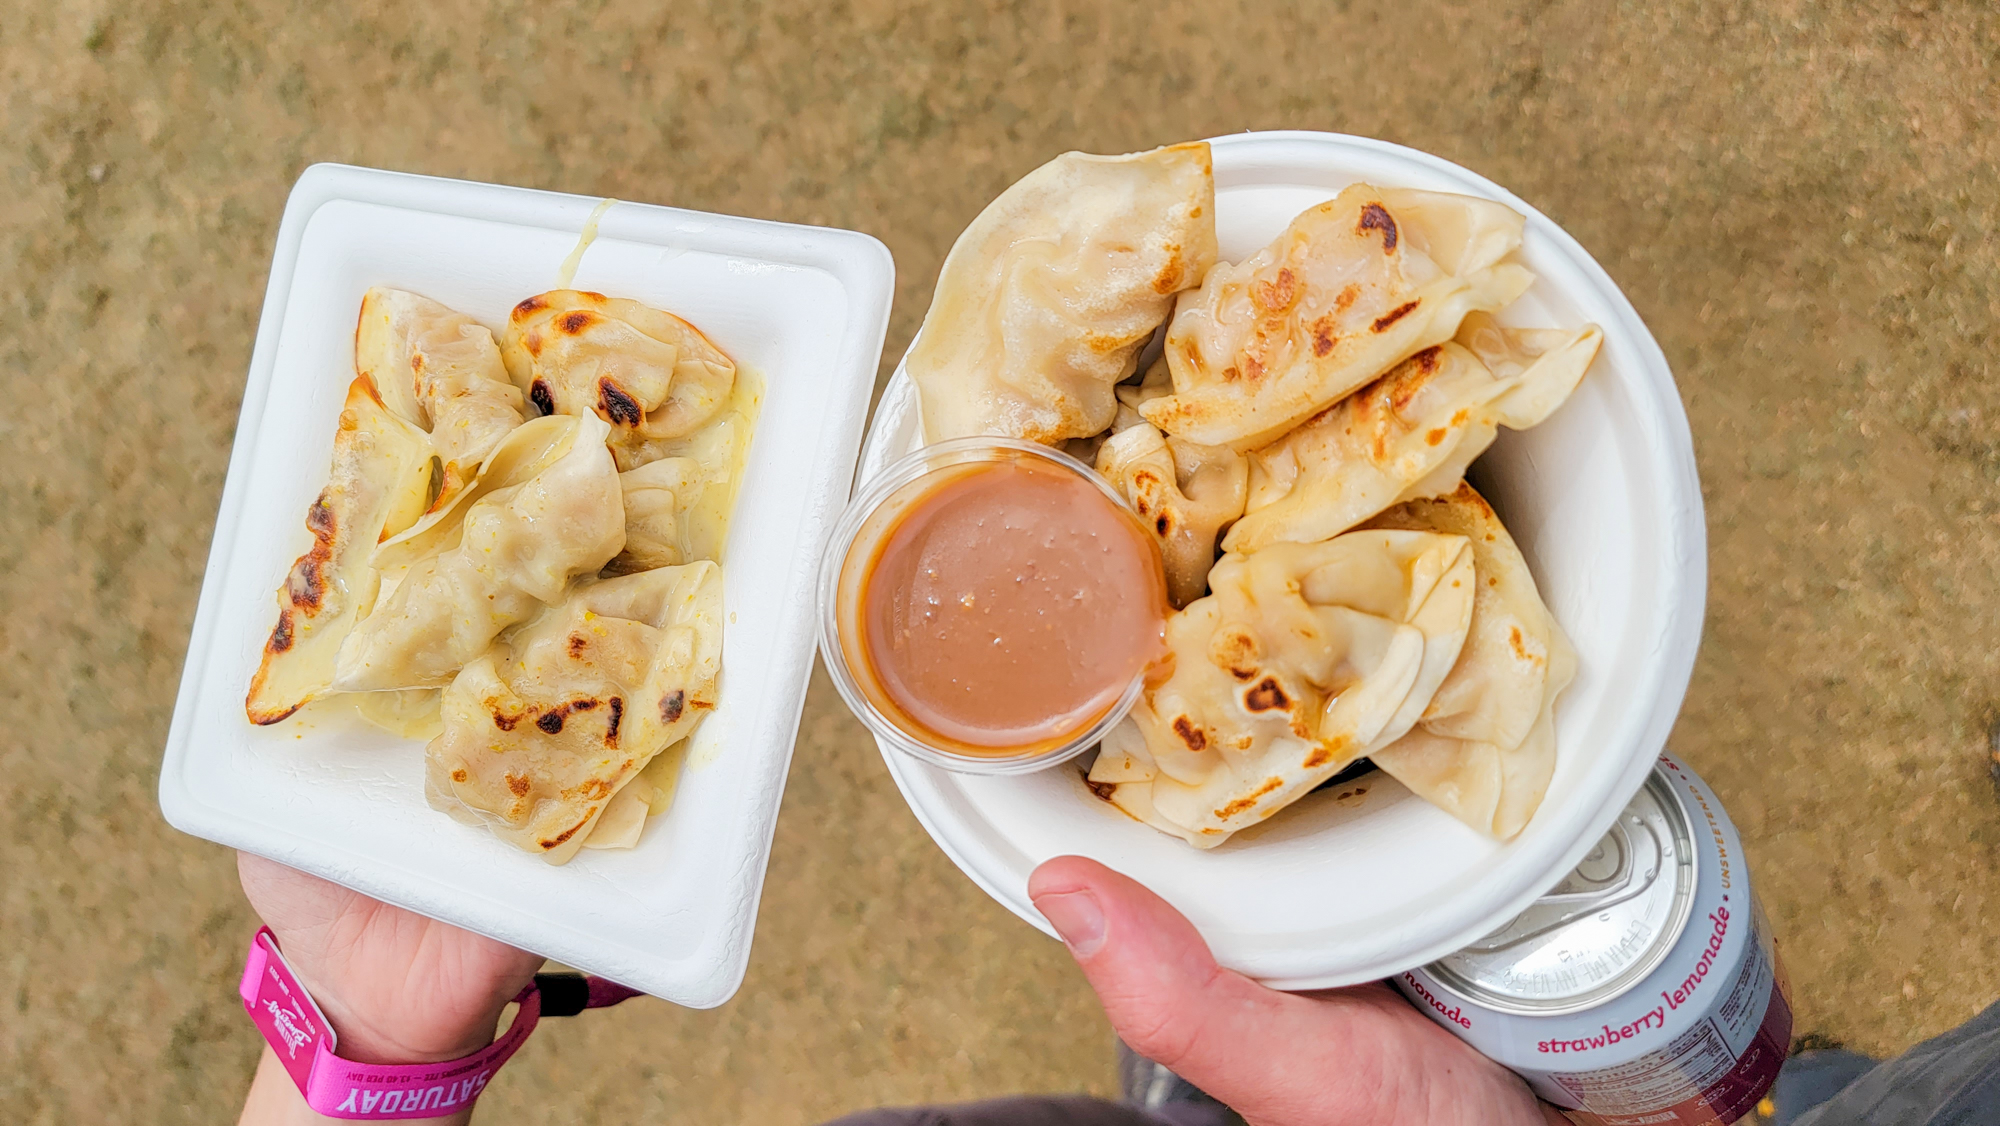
[1034,890,1106,959]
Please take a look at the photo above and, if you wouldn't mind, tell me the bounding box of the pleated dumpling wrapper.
[333,411,626,692]
[1087,530,1475,847]
[1225,312,1602,552]
[354,287,526,509]
[911,143,1218,445]
[1095,359,1247,608]
[605,385,757,574]
[501,289,737,471]
[426,563,723,864]
[369,412,578,571]
[610,456,705,574]
[1141,185,1536,451]
[246,376,435,724]
[581,737,688,852]
[1367,484,1576,839]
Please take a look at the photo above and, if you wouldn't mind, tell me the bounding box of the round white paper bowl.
[856,131,1706,989]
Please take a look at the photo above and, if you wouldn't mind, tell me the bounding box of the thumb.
[1028,856,1550,1126]
[1028,855,1305,1075]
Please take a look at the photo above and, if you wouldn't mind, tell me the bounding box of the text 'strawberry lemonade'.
[1395,754,1790,1126]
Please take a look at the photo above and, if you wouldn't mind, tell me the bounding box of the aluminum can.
[1394,754,1791,1125]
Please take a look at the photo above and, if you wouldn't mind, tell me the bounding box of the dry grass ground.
[2,1,1996,1122]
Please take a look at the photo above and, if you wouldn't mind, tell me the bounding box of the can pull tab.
[1460,813,1666,954]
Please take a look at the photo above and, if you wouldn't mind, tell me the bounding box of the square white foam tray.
[159,163,894,1007]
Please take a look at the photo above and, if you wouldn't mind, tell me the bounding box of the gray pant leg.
[1794,1000,2000,1126]
[821,1095,1234,1126]
[1774,1051,1879,1126]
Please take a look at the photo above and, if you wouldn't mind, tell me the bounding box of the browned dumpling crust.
[246,376,433,725]
[1141,185,1533,451]
[426,563,722,864]
[910,143,1217,445]
[1367,484,1577,839]
[1226,312,1601,552]
[354,287,526,507]
[1087,530,1475,847]
[331,412,626,692]
[501,289,736,472]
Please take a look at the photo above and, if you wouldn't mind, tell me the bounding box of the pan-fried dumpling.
[581,738,689,851]
[246,377,434,724]
[911,143,1218,445]
[608,456,702,574]
[501,289,736,471]
[1367,484,1577,838]
[1140,185,1534,450]
[1224,313,1601,552]
[354,287,526,509]
[604,394,754,570]
[369,415,577,571]
[331,412,626,691]
[1086,530,1475,847]
[426,563,723,864]
[1095,361,1247,607]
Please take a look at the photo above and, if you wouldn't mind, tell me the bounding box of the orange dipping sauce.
[838,455,1170,757]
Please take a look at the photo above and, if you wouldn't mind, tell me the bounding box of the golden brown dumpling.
[1095,361,1247,608]
[1225,312,1601,552]
[246,377,433,724]
[1367,484,1576,839]
[502,290,736,471]
[608,457,703,575]
[332,412,626,692]
[426,563,722,864]
[1140,185,1533,450]
[1086,530,1474,847]
[603,394,755,570]
[354,287,525,508]
[910,143,1218,445]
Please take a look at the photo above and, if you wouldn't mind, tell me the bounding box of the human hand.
[236,852,543,1066]
[1028,856,1565,1126]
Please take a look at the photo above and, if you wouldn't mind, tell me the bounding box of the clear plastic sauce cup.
[818,437,1169,775]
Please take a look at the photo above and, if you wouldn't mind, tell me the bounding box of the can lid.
[1427,772,1696,1014]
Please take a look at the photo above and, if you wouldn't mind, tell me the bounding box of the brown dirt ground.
[3,1,1996,1122]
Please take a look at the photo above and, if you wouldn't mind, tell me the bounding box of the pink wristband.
[240,927,638,1119]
